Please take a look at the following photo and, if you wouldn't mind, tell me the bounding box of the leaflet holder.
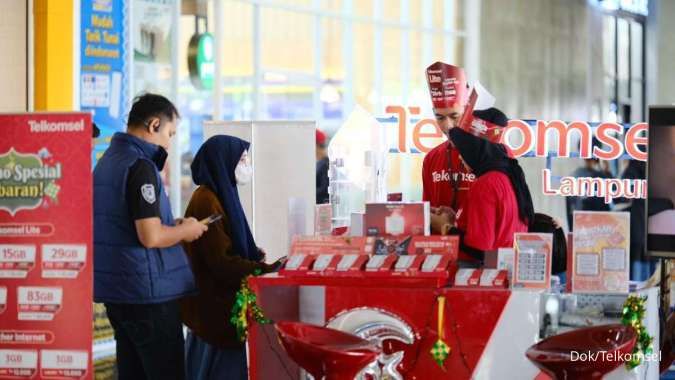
[364,255,397,276]
[279,254,316,276]
[307,254,342,276]
[390,255,425,277]
[334,254,369,276]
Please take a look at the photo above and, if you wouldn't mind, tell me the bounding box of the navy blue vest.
[93,132,196,304]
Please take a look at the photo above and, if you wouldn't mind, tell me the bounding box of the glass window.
[433,0,464,32]
[382,27,403,104]
[431,34,445,64]
[602,15,616,78]
[222,2,253,77]
[432,0,445,30]
[321,18,344,120]
[261,83,315,119]
[265,0,313,8]
[410,31,425,91]
[617,18,630,101]
[453,0,465,34]
[382,1,400,22]
[260,7,314,73]
[354,0,373,20]
[630,21,643,80]
[453,35,465,69]
[604,76,616,114]
[631,79,643,121]
[323,0,342,14]
[409,0,423,27]
[171,0,473,212]
[178,12,214,214]
[353,22,375,112]
[322,18,343,80]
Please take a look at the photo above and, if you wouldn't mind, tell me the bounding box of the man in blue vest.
[94,93,207,379]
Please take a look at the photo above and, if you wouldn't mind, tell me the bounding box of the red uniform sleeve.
[462,180,498,251]
[422,153,431,202]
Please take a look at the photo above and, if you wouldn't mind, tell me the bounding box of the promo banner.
[572,211,630,293]
[0,113,93,379]
[80,0,129,163]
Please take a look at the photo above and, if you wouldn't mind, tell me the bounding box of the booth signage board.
[0,113,93,379]
[81,0,129,164]
[572,211,630,293]
[380,104,647,203]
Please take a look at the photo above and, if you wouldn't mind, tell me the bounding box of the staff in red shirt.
[422,62,474,214]
[446,108,535,263]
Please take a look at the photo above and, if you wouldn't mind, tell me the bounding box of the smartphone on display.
[647,106,675,257]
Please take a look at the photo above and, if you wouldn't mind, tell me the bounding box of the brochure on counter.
[571,211,630,293]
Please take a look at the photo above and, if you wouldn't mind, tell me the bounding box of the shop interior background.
[2,0,674,232]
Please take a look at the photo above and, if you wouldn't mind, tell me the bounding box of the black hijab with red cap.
[448,108,535,226]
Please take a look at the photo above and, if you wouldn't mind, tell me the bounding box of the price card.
[41,244,86,279]
[17,287,63,321]
[0,245,36,279]
[0,349,38,379]
[40,350,88,379]
[394,255,415,272]
[285,254,307,271]
[455,269,475,286]
[512,233,552,290]
[421,254,442,272]
[480,269,500,287]
[602,248,626,271]
[336,254,358,272]
[497,248,515,280]
[576,253,599,276]
[366,256,386,271]
[312,254,334,271]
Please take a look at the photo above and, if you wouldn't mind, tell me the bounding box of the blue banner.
[80,0,128,161]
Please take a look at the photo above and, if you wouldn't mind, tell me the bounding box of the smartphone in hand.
[272,256,288,271]
[200,214,223,225]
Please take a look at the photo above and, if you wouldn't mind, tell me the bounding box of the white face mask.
[234,151,253,185]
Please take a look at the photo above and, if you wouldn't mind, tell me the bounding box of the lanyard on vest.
[446,146,459,210]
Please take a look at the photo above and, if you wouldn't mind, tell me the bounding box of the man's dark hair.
[127,93,180,129]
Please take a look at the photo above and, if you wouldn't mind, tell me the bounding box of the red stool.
[526,324,637,380]
[275,321,381,380]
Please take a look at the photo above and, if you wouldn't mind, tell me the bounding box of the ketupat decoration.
[430,295,451,369]
[44,181,61,202]
[230,270,271,342]
[621,295,653,369]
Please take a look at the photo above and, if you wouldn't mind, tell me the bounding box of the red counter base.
[248,274,511,379]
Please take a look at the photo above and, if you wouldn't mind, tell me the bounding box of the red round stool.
[526,324,637,380]
[275,321,381,380]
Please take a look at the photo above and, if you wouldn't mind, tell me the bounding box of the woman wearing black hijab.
[446,108,535,263]
[180,135,283,380]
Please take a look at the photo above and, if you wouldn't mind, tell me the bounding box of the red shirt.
[422,141,475,209]
[457,171,528,252]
